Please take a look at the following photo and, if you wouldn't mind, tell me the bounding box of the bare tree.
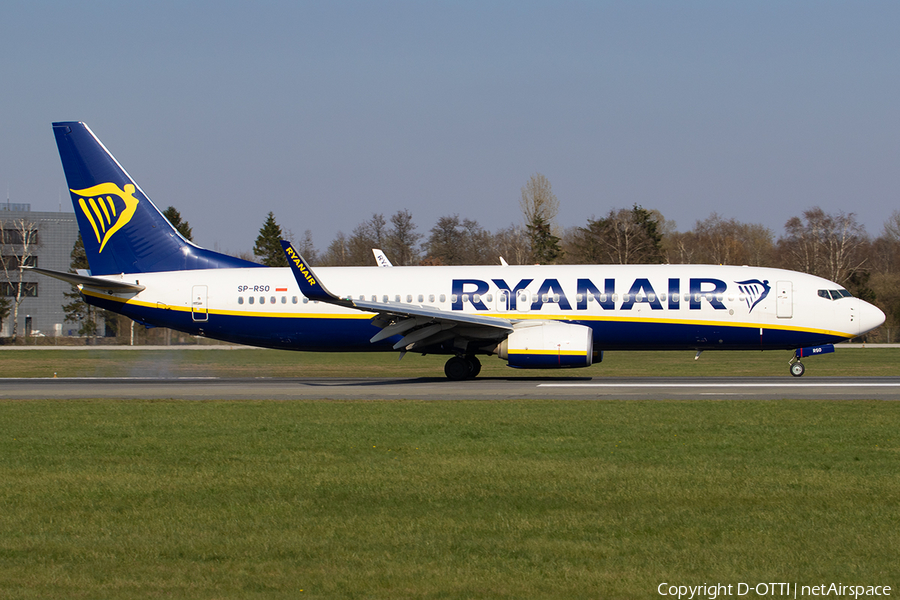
[0,218,40,339]
[884,209,900,242]
[663,230,700,264]
[778,207,868,285]
[297,229,318,264]
[675,213,775,265]
[867,211,900,336]
[571,205,665,264]
[493,223,531,265]
[423,215,493,265]
[384,209,422,266]
[320,231,350,266]
[344,214,389,265]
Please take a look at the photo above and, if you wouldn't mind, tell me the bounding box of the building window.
[0,256,38,269]
[0,282,38,297]
[0,227,39,245]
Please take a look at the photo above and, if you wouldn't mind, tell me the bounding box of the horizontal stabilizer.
[26,267,145,292]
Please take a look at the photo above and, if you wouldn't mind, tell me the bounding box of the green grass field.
[1,400,898,599]
[1,349,898,598]
[0,345,896,378]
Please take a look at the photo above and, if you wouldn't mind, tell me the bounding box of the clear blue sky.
[2,1,898,255]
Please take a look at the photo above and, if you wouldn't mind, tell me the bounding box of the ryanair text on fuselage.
[451,277,770,312]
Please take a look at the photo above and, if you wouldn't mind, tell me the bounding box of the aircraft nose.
[857,299,886,336]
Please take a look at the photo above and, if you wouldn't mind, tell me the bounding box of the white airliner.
[32,122,885,380]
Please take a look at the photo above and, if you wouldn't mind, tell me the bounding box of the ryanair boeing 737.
[32,122,885,380]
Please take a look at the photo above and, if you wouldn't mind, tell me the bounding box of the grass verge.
[0,346,896,378]
[1,399,898,599]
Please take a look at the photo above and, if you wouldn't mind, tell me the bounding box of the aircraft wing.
[25,267,146,292]
[281,240,513,351]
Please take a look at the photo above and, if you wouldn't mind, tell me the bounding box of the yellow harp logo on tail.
[71,183,140,253]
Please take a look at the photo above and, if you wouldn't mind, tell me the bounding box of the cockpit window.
[818,289,853,300]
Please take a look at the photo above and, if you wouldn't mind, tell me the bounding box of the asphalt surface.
[3,376,900,400]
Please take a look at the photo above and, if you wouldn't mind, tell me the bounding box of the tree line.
[250,174,900,335]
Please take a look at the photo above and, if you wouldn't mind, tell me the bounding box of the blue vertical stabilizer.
[52,121,260,275]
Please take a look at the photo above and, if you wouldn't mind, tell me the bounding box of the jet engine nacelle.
[498,321,593,369]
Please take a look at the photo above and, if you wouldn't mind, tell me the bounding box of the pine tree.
[253,212,289,266]
[526,214,561,264]
[520,174,562,264]
[162,206,193,241]
[0,296,9,329]
[62,234,99,337]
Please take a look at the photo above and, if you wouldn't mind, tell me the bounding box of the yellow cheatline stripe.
[79,198,101,244]
[80,290,854,338]
[493,312,853,339]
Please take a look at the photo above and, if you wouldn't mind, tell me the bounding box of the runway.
[3,376,900,400]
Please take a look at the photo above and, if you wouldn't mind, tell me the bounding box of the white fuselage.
[82,263,883,353]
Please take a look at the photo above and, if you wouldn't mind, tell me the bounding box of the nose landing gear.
[789,344,834,377]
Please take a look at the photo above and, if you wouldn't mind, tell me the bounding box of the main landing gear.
[444,355,482,381]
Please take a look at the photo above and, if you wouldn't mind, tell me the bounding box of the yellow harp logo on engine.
[71,183,140,253]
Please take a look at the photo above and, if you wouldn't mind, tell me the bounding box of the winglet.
[280,240,350,306]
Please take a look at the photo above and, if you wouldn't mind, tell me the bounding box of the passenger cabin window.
[238,297,244,305]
